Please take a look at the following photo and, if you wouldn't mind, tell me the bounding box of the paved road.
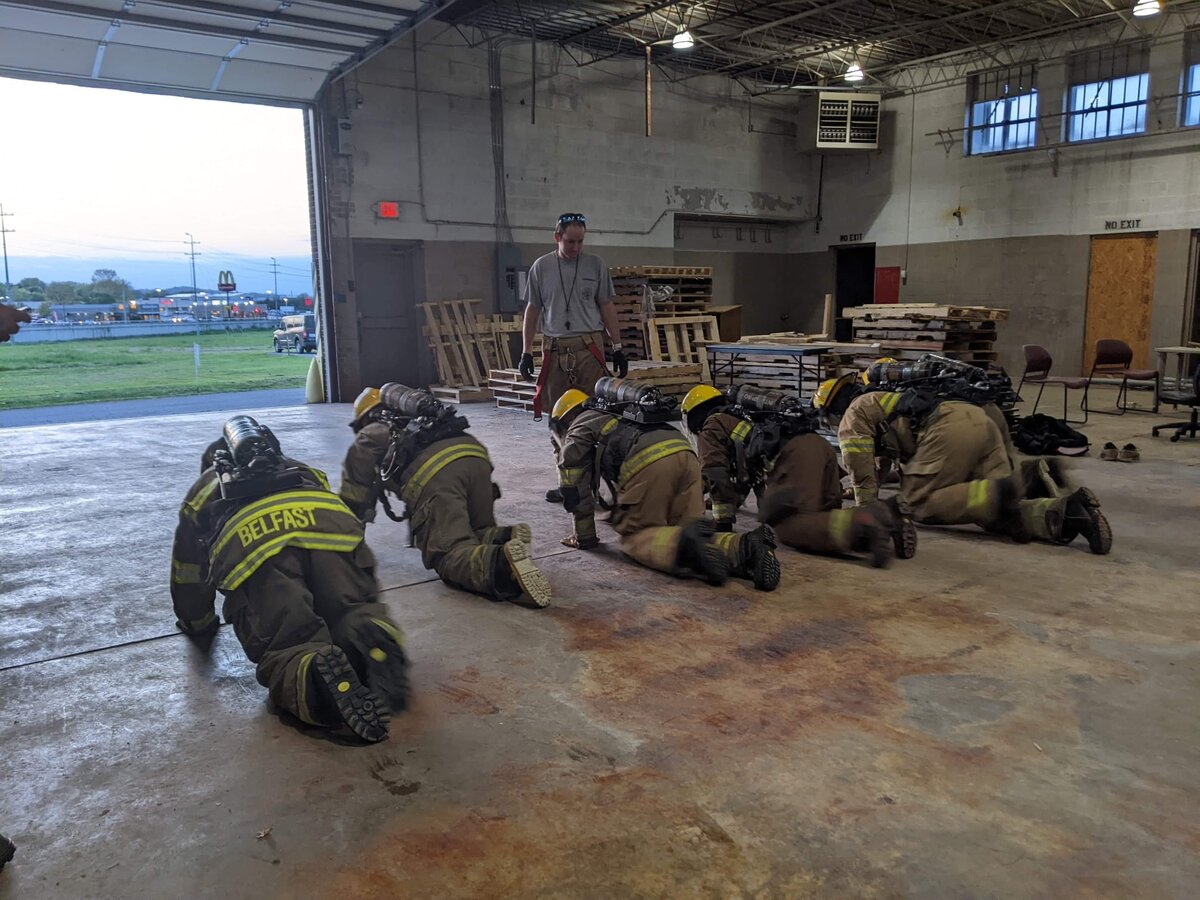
[0,387,308,427]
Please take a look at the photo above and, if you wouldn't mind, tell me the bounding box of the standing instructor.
[519,212,628,417]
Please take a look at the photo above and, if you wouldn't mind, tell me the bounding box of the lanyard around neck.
[557,254,581,330]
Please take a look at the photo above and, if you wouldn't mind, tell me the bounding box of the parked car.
[273,314,317,353]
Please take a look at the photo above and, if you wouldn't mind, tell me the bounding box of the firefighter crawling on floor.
[549,377,781,590]
[170,415,409,743]
[339,384,552,609]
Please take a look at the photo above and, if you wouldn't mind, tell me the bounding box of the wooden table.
[1155,345,1200,390]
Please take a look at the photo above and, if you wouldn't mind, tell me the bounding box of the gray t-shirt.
[524,251,614,338]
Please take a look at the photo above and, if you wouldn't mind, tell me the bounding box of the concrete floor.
[1,389,1198,898]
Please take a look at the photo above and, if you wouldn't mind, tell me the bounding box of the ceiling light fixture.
[844,63,865,82]
[672,29,695,50]
[1132,0,1161,16]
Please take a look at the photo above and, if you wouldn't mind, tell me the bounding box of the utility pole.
[0,204,14,305]
[269,257,280,306]
[185,232,201,336]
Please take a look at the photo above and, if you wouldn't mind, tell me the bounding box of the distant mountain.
[6,256,313,295]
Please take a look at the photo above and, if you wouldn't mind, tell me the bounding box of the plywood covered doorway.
[1083,233,1157,373]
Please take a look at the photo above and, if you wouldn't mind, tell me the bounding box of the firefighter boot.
[736,525,782,591]
[676,522,730,586]
[494,539,552,608]
[853,504,894,569]
[346,618,410,715]
[1053,487,1112,555]
[995,474,1032,542]
[312,646,389,742]
[883,496,918,560]
[0,833,14,870]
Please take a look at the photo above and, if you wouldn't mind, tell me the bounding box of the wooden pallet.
[420,299,520,388]
[647,315,720,383]
[431,385,493,404]
[610,265,712,277]
[487,361,705,414]
[843,303,1010,321]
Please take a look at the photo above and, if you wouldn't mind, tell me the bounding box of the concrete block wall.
[318,22,1198,396]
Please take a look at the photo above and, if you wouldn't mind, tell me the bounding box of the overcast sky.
[0,77,312,291]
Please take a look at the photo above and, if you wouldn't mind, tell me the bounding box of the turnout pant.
[222,544,397,726]
[610,451,708,574]
[409,454,510,598]
[760,433,860,555]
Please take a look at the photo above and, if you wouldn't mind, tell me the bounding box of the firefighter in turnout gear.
[682,383,908,568]
[817,375,1112,554]
[551,379,781,590]
[339,385,552,609]
[170,416,409,744]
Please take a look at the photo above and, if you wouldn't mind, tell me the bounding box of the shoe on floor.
[0,833,15,870]
[1117,443,1140,462]
[1100,441,1119,461]
[312,646,389,743]
[499,538,552,608]
[545,488,563,503]
[676,521,729,586]
[354,618,411,715]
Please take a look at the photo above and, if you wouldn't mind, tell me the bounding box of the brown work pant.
[223,543,398,726]
[409,455,510,599]
[611,451,706,574]
[542,333,610,419]
[760,433,854,555]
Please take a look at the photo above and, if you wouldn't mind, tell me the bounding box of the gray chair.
[1152,366,1200,442]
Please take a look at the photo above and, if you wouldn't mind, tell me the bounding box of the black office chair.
[1152,365,1200,442]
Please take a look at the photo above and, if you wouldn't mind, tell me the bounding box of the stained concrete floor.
[1,388,1198,898]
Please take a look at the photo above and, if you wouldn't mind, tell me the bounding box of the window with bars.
[966,64,1038,154]
[1185,31,1200,127]
[1067,43,1150,142]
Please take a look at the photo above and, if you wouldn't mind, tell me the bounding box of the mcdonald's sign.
[217,270,236,293]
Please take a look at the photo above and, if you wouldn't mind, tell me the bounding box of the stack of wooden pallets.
[487,361,705,414]
[844,303,1009,370]
[609,265,714,361]
[420,298,525,403]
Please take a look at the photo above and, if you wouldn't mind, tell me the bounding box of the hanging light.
[1132,0,1161,16]
[672,29,695,50]
[844,63,865,82]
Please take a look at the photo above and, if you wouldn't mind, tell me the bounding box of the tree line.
[9,269,194,316]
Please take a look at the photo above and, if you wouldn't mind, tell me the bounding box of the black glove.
[518,352,535,379]
[611,348,629,378]
[177,617,219,651]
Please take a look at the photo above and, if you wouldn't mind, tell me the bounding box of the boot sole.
[511,523,533,546]
[1065,490,1112,555]
[313,647,389,743]
[893,519,918,560]
[362,618,411,715]
[503,539,552,608]
[747,525,781,592]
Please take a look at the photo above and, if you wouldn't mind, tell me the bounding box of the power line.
[184,232,202,333]
[0,205,13,304]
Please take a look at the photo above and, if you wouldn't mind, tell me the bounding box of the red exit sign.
[377,201,400,219]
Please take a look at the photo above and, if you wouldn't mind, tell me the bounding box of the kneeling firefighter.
[816,371,1112,554]
[339,385,551,608]
[170,416,409,743]
[550,378,781,590]
[682,383,913,568]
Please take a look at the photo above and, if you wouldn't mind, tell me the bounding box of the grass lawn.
[0,329,313,409]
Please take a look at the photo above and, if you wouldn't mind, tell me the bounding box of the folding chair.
[1017,344,1088,424]
[1083,339,1159,416]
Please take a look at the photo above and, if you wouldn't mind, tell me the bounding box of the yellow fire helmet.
[680,383,723,414]
[352,386,383,421]
[862,357,897,384]
[813,372,860,410]
[551,389,588,423]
